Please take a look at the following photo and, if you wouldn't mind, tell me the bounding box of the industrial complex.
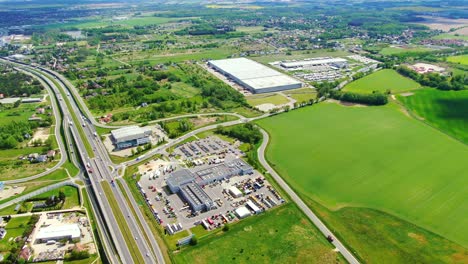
[207,58,302,93]
[110,125,152,149]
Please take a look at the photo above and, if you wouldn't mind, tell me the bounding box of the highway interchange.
[0,58,360,264]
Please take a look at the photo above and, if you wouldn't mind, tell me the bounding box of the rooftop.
[111,125,151,142]
[208,58,301,91]
[36,224,81,241]
[0,97,20,104]
[280,57,348,68]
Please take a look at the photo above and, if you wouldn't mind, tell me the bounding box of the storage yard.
[30,211,95,262]
[207,58,302,94]
[134,136,284,239]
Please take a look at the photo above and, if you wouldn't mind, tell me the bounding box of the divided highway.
[2,58,360,264]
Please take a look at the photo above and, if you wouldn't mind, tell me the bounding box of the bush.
[190,236,198,246]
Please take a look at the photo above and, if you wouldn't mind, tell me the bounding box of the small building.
[35,224,81,243]
[111,126,152,149]
[47,150,56,158]
[235,206,251,219]
[229,186,243,198]
[22,98,42,103]
[0,97,20,105]
[37,155,48,163]
[246,201,262,214]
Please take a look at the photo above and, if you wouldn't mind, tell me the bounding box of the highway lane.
[257,129,360,264]
[40,67,161,263]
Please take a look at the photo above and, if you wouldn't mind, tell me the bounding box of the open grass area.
[246,93,289,106]
[397,88,468,144]
[344,69,420,94]
[0,216,31,252]
[174,204,342,264]
[284,88,317,103]
[33,185,80,209]
[257,102,468,259]
[101,181,146,264]
[447,55,468,65]
[0,103,39,125]
[379,46,434,55]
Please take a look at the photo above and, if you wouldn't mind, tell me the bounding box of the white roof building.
[111,126,152,144]
[35,224,81,242]
[235,206,251,219]
[246,201,262,214]
[280,58,348,68]
[208,58,302,93]
[229,186,243,198]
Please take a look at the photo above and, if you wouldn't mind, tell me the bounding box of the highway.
[2,58,360,264]
[258,129,360,264]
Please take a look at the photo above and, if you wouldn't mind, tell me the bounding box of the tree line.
[396,66,466,91]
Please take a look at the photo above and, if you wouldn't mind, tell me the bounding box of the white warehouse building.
[208,58,302,93]
[111,125,152,149]
[35,224,81,243]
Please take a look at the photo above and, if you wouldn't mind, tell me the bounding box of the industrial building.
[111,126,152,149]
[208,58,302,93]
[166,158,253,212]
[35,224,81,243]
[280,57,348,69]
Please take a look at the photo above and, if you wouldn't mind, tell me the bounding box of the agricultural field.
[397,88,468,144]
[174,204,342,264]
[344,69,420,94]
[379,46,434,55]
[257,102,468,260]
[447,55,468,65]
[246,93,290,106]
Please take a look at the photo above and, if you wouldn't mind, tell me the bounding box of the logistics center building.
[208,58,302,93]
[111,126,152,149]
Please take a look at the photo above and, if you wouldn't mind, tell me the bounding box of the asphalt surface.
[258,129,360,264]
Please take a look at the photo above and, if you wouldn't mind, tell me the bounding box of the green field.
[33,185,80,209]
[284,88,317,103]
[398,88,468,144]
[344,69,420,94]
[379,46,434,55]
[246,93,289,106]
[447,55,468,65]
[257,103,468,255]
[0,216,31,252]
[174,204,342,264]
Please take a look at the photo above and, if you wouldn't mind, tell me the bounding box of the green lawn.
[0,216,31,252]
[447,55,468,65]
[257,102,468,257]
[0,103,38,125]
[344,69,420,94]
[33,185,80,209]
[284,88,317,103]
[397,88,468,144]
[379,46,433,55]
[174,204,342,264]
[246,93,289,106]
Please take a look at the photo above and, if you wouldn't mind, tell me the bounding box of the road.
[2,68,67,184]
[257,129,360,264]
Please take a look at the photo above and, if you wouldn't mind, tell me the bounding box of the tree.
[223,223,230,232]
[59,190,66,202]
[190,236,198,245]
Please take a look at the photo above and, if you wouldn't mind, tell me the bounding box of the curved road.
[258,129,360,264]
[3,67,67,184]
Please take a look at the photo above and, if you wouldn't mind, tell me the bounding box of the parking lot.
[173,136,244,161]
[137,136,285,236]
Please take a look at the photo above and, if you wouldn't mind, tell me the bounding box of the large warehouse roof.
[111,126,151,143]
[36,224,81,241]
[208,58,302,92]
[280,58,348,68]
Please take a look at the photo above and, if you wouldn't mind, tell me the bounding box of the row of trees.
[0,121,37,149]
[396,66,466,90]
[215,123,262,145]
[331,91,388,105]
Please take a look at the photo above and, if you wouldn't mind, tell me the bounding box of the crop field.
[174,204,342,264]
[344,69,420,94]
[447,55,468,65]
[257,102,468,250]
[398,88,468,144]
[246,93,289,106]
[379,46,434,55]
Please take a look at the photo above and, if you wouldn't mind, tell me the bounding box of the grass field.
[246,93,289,106]
[344,69,420,94]
[447,55,468,65]
[0,216,31,252]
[398,88,468,144]
[379,46,434,55]
[174,204,342,264]
[0,103,39,125]
[257,102,468,255]
[33,185,80,209]
[284,88,317,103]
